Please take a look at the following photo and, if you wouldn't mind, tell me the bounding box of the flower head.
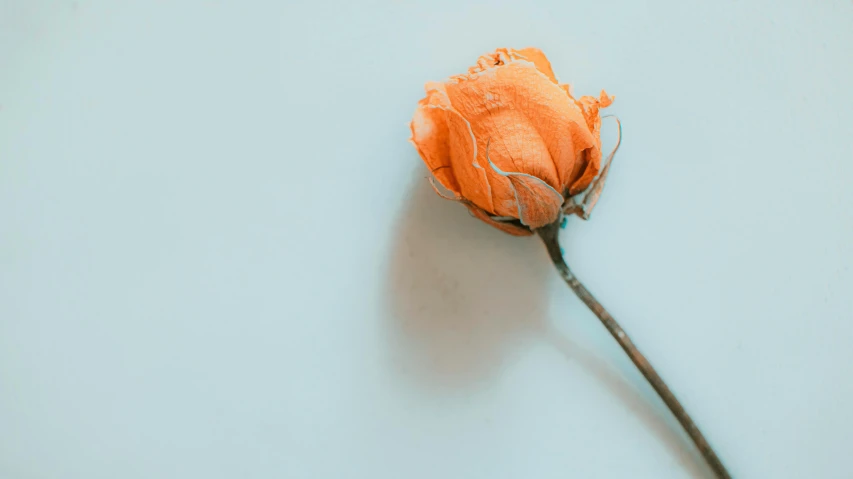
[410,47,613,235]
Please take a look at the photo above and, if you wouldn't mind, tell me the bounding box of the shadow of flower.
[384,174,550,390]
[544,324,712,478]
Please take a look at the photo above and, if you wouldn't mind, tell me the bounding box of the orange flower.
[410,47,613,236]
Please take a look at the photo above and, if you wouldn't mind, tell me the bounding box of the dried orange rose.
[410,47,613,236]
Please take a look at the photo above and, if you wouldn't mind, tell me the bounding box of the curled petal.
[598,90,614,108]
[466,204,533,237]
[568,90,615,194]
[575,115,622,219]
[409,86,460,195]
[428,177,462,201]
[512,47,558,83]
[412,83,494,213]
[488,155,564,229]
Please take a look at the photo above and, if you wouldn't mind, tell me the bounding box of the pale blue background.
[1,1,852,478]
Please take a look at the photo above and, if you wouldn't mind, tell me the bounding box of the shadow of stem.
[544,321,713,478]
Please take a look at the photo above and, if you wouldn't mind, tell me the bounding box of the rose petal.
[568,90,614,194]
[488,159,564,229]
[410,89,460,194]
[512,47,558,83]
[570,149,601,195]
[598,90,614,108]
[411,83,494,212]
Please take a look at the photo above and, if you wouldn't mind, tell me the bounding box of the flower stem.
[537,221,731,479]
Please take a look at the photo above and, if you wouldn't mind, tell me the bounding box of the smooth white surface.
[1,1,852,478]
